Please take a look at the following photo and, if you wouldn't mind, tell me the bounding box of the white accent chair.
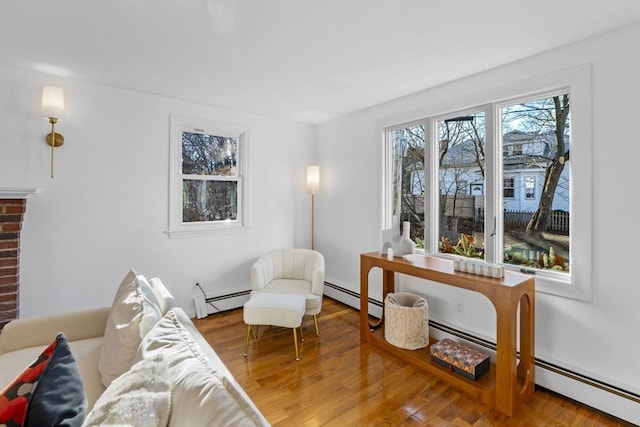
[250,248,325,336]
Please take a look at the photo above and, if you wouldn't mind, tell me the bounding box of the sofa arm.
[0,306,110,355]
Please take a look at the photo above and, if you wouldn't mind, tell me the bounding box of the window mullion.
[484,104,499,265]
[427,117,439,255]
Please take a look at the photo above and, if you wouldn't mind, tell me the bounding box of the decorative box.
[429,338,490,381]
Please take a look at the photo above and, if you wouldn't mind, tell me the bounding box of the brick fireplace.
[0,198,26,330]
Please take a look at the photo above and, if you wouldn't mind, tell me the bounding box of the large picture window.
[436,111,486,260]
[387,123,426,247]
[384,64,593,300]
[169,116,249,237]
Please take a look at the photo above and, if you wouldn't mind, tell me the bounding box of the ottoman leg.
[244,324,252,356]
[293,328,300,361]
[313,314,320,336]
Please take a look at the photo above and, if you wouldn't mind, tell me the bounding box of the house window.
[525,176,536,199]
[503,177,515,198]
[169,116,249,237]
[384,64,593,300]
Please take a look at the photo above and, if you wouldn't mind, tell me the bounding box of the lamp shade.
[41,86,64,119]
[307,165,320,194]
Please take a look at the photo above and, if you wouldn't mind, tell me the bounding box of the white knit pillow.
[84,355,170,427]
[98,269,161,387]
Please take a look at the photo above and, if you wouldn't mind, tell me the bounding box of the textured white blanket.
[83,355,171,427]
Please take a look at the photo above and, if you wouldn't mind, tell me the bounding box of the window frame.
[524,176,536,200]
[168,115,250,238]
[503,177,515,199]
[383,64,593,301]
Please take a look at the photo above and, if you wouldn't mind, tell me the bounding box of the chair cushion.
[259,279,322,313]
[243,293,305,328]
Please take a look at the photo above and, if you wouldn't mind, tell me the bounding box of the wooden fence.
[503,210,569,234]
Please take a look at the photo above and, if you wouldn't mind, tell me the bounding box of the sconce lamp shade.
[41,86,64,119]
[307,165,320,194]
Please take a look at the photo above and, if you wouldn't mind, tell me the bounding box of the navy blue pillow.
[25,333,86,427]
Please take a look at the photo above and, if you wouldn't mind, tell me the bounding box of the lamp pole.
[307,165,319,251]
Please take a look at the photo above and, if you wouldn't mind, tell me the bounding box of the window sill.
[413,248,591,302]
[167,224,252,239]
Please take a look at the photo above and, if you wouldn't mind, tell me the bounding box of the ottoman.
[243,293,306,360]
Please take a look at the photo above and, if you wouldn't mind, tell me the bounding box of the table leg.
[494,293,518,416]
[360,259,371,341]
[518,291,535,400]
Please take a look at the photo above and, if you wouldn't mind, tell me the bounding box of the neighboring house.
[500,130,570,213]
[435,129,570,216]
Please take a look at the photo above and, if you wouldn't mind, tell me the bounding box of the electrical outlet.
[193,277,200,287]
[456,301,465,315]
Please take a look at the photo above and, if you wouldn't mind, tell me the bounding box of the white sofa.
[0,271,270,427]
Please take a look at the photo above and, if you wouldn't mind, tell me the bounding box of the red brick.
[0,200,25,209]
[0,293,17,303]
[0,223,21,232]
[0,241,18,250]
[2,205,25,215]
[0,250,18,258]
[0,266,18,276]
[0,283,17,293]
[0,309,18,321]
[0,276,18,285]
[0,258,18,268]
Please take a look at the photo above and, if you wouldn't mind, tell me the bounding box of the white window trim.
[168,115,250,239]
[383,64,593,301]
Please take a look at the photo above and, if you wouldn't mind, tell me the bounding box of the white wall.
[0,66,314,318]
[316,24,640,422]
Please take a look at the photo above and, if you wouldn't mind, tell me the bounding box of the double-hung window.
[384,65,592,299]
[168,116,249,237]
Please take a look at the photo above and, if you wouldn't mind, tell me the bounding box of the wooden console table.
[360,252,535,416]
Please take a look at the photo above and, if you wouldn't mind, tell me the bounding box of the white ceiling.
[2,0,640,124]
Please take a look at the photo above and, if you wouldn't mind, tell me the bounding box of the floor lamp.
[307,165,319,250]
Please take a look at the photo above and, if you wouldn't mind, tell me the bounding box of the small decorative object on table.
[453,259,504,278]
[381,215,415,257]
[430,338,490,381]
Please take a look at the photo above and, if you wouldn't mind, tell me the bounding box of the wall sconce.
[41,86,65,178]
[306,165,320,250]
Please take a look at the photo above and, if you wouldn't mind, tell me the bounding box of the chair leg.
[244,324,252,356]
[313,314,320,336]
[293,328,300,361]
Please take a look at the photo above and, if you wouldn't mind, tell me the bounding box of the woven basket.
[384,292,429,350]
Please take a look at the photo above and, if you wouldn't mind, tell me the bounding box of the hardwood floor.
[193,298,630,426]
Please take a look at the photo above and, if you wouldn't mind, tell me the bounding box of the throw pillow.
[83,355,170,427]
[98,269,162,387]
[135,310,265,427]
[148,277,177,316]
[0,332,85,427]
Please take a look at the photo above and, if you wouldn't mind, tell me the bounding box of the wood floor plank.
[194,298,632,426]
